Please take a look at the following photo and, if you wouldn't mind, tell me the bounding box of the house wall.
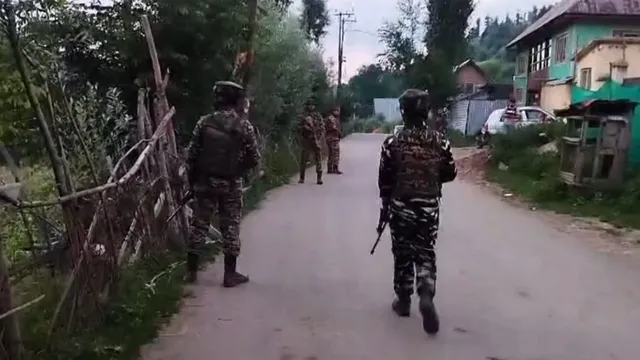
[548,24,629,80]
[513,49,529,105]
[540,83,572,113]
[456,65,487,92]
[513,21,640,104]
[576,42,640,91]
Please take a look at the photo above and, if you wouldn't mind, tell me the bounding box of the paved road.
[142,134,640,360]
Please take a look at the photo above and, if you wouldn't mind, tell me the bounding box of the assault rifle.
[370,202,390,255]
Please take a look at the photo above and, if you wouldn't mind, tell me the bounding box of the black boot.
[327,165,335,174]
[316,172,323,185]
[185,252,199,284]
[223,255,249,288]
[392,295,411,317]
[418,288,439,334]
[334,168,343,175]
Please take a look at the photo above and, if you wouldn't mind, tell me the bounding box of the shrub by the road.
[488,124,640,229]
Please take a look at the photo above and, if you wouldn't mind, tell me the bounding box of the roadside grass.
[12,140,301,360]
[487,124,640,230]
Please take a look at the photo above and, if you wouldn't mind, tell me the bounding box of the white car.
[481,106,556,136]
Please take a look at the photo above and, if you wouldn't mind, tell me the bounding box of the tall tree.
[378,0,425,76]
[299,0,329,44]
[424,0,474,65]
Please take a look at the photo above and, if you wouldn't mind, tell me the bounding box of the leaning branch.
[12,107,175,208]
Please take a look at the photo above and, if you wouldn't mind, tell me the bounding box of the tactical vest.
[392,132,441,198]
[196,111,243,179]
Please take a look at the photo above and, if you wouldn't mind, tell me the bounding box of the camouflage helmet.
[398,89,430,125]
[213,81,244,107]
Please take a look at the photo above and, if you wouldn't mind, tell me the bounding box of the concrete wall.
[576,42,640,91]
[373,98,401,122]
[540,83,572,113]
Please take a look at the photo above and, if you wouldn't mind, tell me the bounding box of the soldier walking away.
[298,98,324,184]
[378,89,457,334]
[185,81,261,287]
[325,106,343,174]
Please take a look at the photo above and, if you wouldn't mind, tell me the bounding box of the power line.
[335,10,355,97]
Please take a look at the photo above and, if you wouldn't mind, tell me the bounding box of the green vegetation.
[488,125,640,229]
[0,0,332,359]
[448,129,475,147]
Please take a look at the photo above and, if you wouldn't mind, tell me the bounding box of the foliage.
[447,129,475,147]
[299,0,329,45]
[344,64,404,118]
[342,117,386,134]
[489,125,640,229]
[0,0,334,358]
[468,6,553,63]
[20,253,185,360]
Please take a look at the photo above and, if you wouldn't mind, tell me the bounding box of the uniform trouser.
[389,197,440,298]
[299,143,322,176]
[326,139,340,170]
[188,178,243,257]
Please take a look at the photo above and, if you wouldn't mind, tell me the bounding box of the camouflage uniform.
[186,81,260,287]
[298,101,325,184]
[378,89,457,334]
[325,107,343,174]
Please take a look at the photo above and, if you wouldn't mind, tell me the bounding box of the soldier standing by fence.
[298,98,324,185]
[185,81,261,286]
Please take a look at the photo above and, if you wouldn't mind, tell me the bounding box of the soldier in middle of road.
[298,98,324,185]
[378,89,457,335]
[324,106,343,174]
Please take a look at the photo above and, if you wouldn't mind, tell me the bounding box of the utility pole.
[335,10,355,99]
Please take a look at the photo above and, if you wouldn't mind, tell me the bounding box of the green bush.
[343,117,385,134]
[488,123,640,229]
[447,129,475,147]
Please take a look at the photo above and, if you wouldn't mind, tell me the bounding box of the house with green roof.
[506,0,640,112]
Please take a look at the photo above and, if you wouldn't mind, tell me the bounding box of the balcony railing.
[528,68,549,91]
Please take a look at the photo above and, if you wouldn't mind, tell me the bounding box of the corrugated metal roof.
[507,0,640,48]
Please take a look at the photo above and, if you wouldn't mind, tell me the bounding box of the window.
[524,110,545,122]
[514,88,523,103]
[464,83,474,94]
[528,38,551,72]
[516,54,527,74]
[580,68,592,89]
[613,29,640,37]
[555,34,568,63]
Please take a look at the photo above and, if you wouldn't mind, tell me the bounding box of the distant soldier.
[185,81,261,287]
[298,98,324,185]
[378,89,457,334]
[325,106,343,174]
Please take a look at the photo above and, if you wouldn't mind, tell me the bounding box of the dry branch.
[0,295,45,321]
[141,15,176,154]
[12,107,175,208]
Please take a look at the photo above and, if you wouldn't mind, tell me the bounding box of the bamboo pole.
[6,108,175,208]
[141,15,177,155]
[0,235,24,360]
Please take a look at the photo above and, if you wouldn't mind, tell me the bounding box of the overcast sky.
[295,0,557,81]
